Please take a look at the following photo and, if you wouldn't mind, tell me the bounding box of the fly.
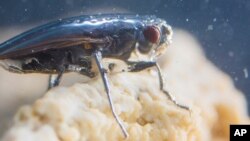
[0,14,189,138]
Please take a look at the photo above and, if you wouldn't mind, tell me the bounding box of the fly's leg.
[154,63,190,111]
[127,61,156,72]
[48,67,65,90]
[94,51,128,138]
[127,61,189,111]
[8,66,24,73]
[48,74,53,89]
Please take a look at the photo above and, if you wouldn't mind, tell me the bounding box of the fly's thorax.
[101,30,138,60]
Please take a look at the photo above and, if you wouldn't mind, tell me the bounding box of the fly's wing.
[0,19,109,59]
[0,37,109,59]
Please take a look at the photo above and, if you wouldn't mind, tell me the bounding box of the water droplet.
[207,25,213,30]
[243,68,248,78]
[234,77,239,81]
[74,19,80,23]
[228,51,234,57]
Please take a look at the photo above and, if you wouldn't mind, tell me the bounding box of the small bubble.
[207,25,213,30]
[213,18,217,22]
[243,68,248,78]
[74,19,80,23]
[228,51,234,57]
[186,18,189,22]
[24,8,28,12]
[234,77,239,81]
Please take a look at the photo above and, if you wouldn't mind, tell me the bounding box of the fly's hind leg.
[94,51,128,138]
[8,65,24,73]
[127,61,190,111]
[48,67,65,90]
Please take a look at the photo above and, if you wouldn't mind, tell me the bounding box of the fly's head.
[136,20,173,60]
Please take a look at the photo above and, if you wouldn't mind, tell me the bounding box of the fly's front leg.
[127,61,189,111]
[48,67,65,90]
[127,61,156,72]
[155,63,190,111]
[94,51,128,138]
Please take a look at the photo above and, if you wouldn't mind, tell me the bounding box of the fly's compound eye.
[143,26,160,44]
[137,26,161,54]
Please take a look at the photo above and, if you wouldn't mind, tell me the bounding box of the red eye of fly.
[143,26,160,43]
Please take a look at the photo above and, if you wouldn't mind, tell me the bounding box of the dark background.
[0,0,249,112]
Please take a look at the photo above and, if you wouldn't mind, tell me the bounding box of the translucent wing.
[0,37,108,59]
[0,18,109,59]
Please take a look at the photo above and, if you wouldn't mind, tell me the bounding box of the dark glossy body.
[0,14,170,76]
